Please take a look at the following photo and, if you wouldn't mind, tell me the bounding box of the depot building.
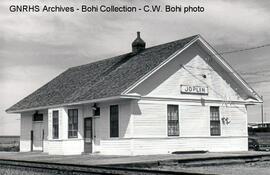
[7,32,262,155]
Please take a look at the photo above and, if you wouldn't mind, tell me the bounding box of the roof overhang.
[6,94,141,114]
[196,36,263,103]
[122,35,262,104]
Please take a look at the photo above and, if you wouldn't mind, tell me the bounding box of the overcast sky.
[1,0,270,135]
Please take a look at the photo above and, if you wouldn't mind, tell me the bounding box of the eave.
[6,94,141,114]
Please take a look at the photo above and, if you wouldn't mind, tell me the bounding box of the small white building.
[7,33,262,155]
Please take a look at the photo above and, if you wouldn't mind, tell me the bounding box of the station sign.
[180,85,208,95]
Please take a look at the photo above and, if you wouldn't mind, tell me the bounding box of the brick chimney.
[132,31,146,53]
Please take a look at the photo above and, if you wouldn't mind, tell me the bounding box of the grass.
[0,136,20,152]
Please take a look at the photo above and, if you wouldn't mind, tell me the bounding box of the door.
[84,118,93,153]
[32,122,44,151]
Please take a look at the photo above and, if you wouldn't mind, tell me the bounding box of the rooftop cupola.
[132,31,146,53]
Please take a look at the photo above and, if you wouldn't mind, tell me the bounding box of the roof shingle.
[7,35,198,112]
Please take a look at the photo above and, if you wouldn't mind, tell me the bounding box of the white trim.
[46,138,84,142]
[102,135,248,140]
[9,35,262,113]
[7,95,140,113]
[139,96,260,105]
[51,109,59,140]
[122,35,262,103]
[196,36,262,102]
[109,104,120,138]
[121,35,200,94]
[166,104,180,137]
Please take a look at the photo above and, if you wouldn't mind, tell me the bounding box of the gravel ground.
[0,165,56,175]
[1,162,270,175]
[0,165,97,175]
[158,161,270,175]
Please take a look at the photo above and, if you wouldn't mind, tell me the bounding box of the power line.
[248,80,270,84]
[182,66,247,113]
[184,65,270,76]
[183,65,270,84]
[219,43,270,55]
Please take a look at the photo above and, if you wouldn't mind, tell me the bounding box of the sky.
[1,0,270,135]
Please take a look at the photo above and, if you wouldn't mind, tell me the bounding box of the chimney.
[132,31,146,53]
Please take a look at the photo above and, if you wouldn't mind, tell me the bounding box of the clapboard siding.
[98,137,247,155]
[220,106,248,136]
[20,99,248,155]
[44,140,63,155]
[133,103,167,137]
[99,100,132,139]
[99,104,109,139]
[44,139,84,155]
[63,106,83,140]
[100,139,132,155]
[119,101,132,138]
[93,117,101,152]
[180,105,210,137]
[48,108,64,140]
[132,137,247,155]
[20,110,47,152]
[44,107,84,155]
[20,112,32,152]
[131,44,244,102]
[132,101,247,138]
[43,111,48,141]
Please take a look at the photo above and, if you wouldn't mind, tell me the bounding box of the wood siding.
[98,100,248,155]
[130,43,245,101]
[133,100,247,138]
[98,137,247,155]
[20,110,47,152]
[20,42,250,155]
[98,100,132,139]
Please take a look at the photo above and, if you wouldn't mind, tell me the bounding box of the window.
[210,107,221,136]
[68,109,78,138]
[110,105,119,137]
[167,105,179,136]
[52,110,59,139]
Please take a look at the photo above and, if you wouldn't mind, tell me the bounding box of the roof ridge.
[7,34,200,112]
[64,35,199,103]
[68,35,199,70]
[144,34,199,50]
[68,52,132,70]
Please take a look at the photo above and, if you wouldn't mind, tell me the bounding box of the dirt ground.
[158,161,270,175]
[0,151,270,174]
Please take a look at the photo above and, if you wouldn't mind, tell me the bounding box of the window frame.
[167,104,179,136]
[110,105,119,138]
[52,110,59,139]
[210,106,221,136]
[68,109,78,138]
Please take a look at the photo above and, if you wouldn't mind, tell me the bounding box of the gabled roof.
[7,35,198,113]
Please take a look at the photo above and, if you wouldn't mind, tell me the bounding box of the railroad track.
[0,159,206,175]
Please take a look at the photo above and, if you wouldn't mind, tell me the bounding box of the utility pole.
[261,96,264,126]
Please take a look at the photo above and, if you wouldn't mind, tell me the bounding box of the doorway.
[84,118,93,153]
[32,122,44,151]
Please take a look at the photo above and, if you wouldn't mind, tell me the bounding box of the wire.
[182,66,247,113]
[184,65,270,76]
[219,43,270,55]
[182,42,270,84]
[248,80,270,84]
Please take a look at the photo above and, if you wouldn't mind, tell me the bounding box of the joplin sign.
[180,85,208,95]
